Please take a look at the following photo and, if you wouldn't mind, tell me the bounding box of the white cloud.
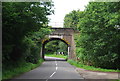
[48,0,90,27]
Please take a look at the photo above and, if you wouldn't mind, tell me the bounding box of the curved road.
[10,56,83,81]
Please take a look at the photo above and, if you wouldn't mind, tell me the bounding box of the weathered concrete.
[41,28,77,60]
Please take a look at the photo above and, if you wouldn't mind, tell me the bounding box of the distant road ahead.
[11,56,83,81]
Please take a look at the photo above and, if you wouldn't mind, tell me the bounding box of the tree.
[45,40,68,55]
[64,10,84,30]
[64,2,120,69]
[77,2,120,69]
[2,2,54,64]
[45,40,59,54]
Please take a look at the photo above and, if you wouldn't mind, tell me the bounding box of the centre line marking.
[56,67,58,70]
[55,61,57,64]
[50,72,56,77]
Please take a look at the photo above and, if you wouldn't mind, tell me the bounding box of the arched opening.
[42,38,70,61]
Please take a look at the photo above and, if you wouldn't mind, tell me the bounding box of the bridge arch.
[41,28,77,60]
[42,38,70,46]
[41,38,70,59]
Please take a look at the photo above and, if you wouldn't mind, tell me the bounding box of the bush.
[63,2,120,69]
[75,2,120,69]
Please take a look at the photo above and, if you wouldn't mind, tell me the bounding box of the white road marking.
[55,60,58,70]
[56,67,58,70]
[55,60,57,64]
[50,72,56,77]
[46,79,48,81]
[47,59,58,80]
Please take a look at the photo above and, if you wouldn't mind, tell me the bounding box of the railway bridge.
[41,28,78,60]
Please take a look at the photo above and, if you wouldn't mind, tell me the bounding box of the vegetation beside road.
[2,59,44,80]
[64,2,120,69]
[2,1,120,80]
[45,53,67,59]
[2,2,53,80]
[44,40,68,56]
[68,60,120,72]
[44,40,68,59]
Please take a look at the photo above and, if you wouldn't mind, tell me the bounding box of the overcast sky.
[48,0,90,27]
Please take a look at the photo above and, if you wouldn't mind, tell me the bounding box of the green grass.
[68,60,120,72]
[2,59,44,80]
[45,53,67,59]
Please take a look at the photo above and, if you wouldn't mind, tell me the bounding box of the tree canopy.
[64,2,120,69]
[2,2,54,67]
[45,40,68,55]
[64,10,84,30]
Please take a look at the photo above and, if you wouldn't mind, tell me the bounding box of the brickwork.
[41,28,76,60]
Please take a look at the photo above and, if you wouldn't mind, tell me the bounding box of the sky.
[48,0,90,27]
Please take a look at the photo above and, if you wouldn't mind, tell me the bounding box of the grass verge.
[2,59,44,80]
[68,60,120,72]
[45,53,67,59]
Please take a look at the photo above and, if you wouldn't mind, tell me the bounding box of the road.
[10,56,83,81]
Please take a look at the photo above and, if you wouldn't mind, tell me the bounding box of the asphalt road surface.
[10,56,84,81]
